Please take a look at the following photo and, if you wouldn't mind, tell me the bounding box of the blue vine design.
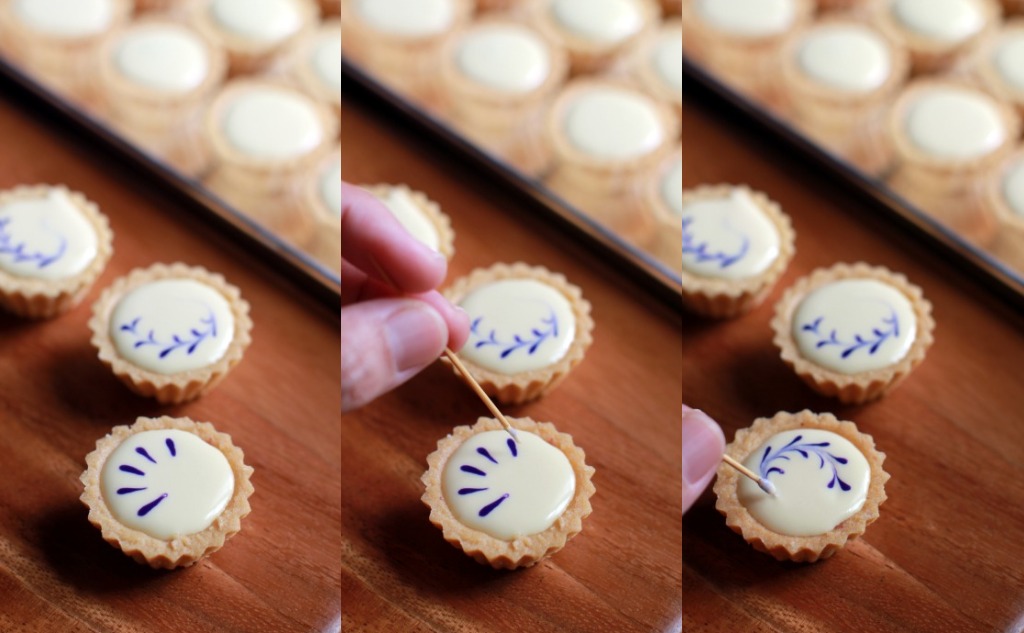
[800,308,899,359]
[0,216,67,269]
[759,434,851,491]
[118,311,218,359]
[469,309,558,359]
[681,216,750,269]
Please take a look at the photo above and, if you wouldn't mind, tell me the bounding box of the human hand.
[682,405,725,514]
[341,182,470,413]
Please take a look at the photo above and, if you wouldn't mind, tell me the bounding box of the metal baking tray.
[0,57,340,312]
[683,56,1024,312]
[341,56,683,308]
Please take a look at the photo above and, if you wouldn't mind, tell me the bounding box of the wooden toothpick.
[722,454,776,495]
[365,257,519,443]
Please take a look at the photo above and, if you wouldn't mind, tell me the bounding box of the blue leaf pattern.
[759,434,852,492]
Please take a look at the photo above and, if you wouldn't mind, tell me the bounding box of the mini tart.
[189,0,319,75]
[443,263,593,404]
[983,146,1024,270]
[88,263,253,404]
[303,146,341,273]
[681,0,813,99]
[628,18,683,119]
[970,19,1024,116]
[362,184,454,261]
[869,0,999,73]
[288,19,342,116]
[527,0,660,74]
[645,145,683,269]
[713,410,889,563]
[80,416,254,569]
[771,262,934,403]
[0,185,113,319]
[421,416,596,570]
[96,17,228,132]
[680,185,795,318]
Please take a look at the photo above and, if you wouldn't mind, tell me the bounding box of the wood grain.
[340,88,683,632]
[0,88,340,631]
[682,88,1024,633]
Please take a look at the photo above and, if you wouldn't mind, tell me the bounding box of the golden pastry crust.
[289,19,342,115]
[421,416,596,570]
[189,0,319,74]
[971,19,1024,116]
[680,185,796,318]
[714,410,889,563]
[868,0,999,73]
[88,262,253,404]
[0,185,114,319]
[629,18,682,117]
[771,262,934,403]
[528,0,660,74]
[645,145,683,269]
[362,184,455,261]
[983,146,1024,270]
[80,416,254,569]
[443,262,593,404]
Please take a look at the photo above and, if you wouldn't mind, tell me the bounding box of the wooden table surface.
[682,86,1024,632]
[0,88,341,631]
[340,88,683,631]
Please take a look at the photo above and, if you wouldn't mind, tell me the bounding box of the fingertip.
[448,305,471,352]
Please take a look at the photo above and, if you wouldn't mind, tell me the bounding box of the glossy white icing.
[319,154,341,219]
[0,189,98,281]
[459,279,575,374]
[892,0,982,44]
[551,0,642,44]
[903,87,1004,160]
[12,0,113,37]
[1001,155,1024,217]
[694,0,796,37]
[353,0,455,37]
[311,31,342,94]
[442,430,575,540]
[993,34,1024,91]
[680,189,780,280]
[653,30,683,94]
[109,279,235,375]
[222,88,323,159]
[662,153,683,216]
[210,0,301,43]
[792,278,916,374]
[738,429,869,537]
[373,188,439,252]
[797,24,890,93]
[456,25,550,94]
[564,87,663,160]
[114,25,208,93]
[101,430,234,540]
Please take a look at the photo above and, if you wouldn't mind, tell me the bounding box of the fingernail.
[682,408,726,486]
[385,304,446,372]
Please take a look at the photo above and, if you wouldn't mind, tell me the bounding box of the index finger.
[340,182,448,294]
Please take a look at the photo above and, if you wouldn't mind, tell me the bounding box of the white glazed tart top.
[0,189,98,281]
[681,189,780,280]
[319,153,341,219]
[210,0,302,43]
[353,0,455,37]
[460,279,575,375]
[101,429,234,540]
[311,29,342,94]
[993,33,1024,92]
[456,24,551,94]
[792,278,916,374]
[563,86,664,160]
[13,0,114,37]
[797,24,891,93]
[738,429,870,537]
[694,0,796,37]
[374,188,439,252]
[891,0,982,44]
[652,29,683,94]
[109,279,235,375]
[662,153,683,216]
[442,430,575,540]
[1002,155,1024,217]
[551,0,643,44]
[902,87,1004,160]
[114,24,209,93]
[221,87,324,160]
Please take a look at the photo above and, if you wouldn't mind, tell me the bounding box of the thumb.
[682,405,726,514]
[341,298,447,412]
